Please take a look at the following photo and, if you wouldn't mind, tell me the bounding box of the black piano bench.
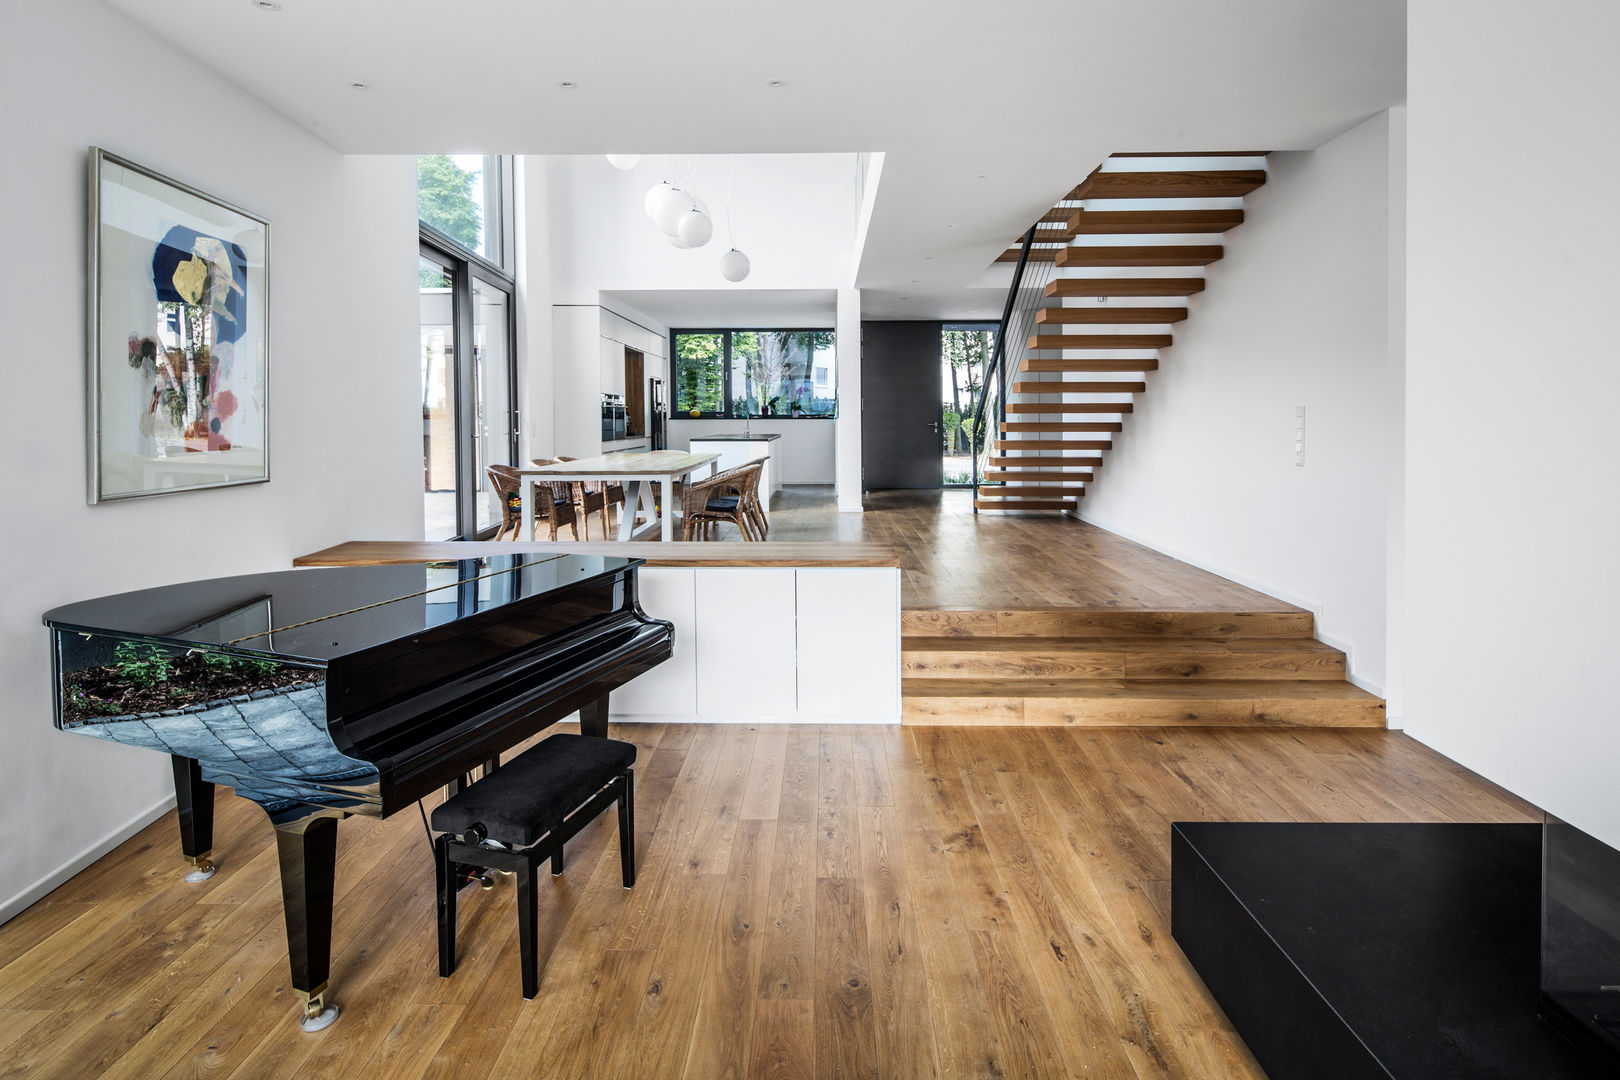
[430,733,637,999]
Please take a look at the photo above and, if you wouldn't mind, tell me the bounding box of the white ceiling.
[101,0,1405,318]
[604,290,836,329]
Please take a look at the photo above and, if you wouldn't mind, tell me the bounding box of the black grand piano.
[43,553,672,1030]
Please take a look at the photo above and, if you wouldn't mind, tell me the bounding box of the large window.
[418,155,517,539]
[672,329,837,418]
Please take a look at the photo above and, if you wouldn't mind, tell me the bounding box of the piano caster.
[476,871,497,891]
[183,854,216,883]
[296,986,340,1033]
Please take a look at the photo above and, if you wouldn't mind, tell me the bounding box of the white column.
[515,156,554,463]
[834,286,863,512]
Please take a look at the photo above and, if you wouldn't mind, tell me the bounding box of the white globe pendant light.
[606,154,640,170]
[653,188,696,237]
[676,207,713,248]
[719,248,751,282]
[644,182,681,224]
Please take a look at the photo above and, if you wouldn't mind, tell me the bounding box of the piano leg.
[579,694,610,738]
[170,756,216,882]
[273,811,343,1032]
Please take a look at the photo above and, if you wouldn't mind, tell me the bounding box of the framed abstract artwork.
[87,147,270,502]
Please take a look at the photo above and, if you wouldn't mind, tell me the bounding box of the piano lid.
[43,553,643,663]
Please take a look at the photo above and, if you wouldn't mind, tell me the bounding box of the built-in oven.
[601,394,627,441]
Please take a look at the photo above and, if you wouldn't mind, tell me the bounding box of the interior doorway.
[941,323,997,486]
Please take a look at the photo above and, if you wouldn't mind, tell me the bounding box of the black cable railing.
[969,224,1060,510]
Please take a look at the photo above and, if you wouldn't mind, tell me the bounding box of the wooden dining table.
[518,451,721,542]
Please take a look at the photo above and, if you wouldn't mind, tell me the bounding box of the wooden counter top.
[294,540,900,569]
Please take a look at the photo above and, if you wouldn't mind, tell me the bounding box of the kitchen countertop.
[687,433,783,442]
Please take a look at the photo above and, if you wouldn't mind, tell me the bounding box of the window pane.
[417,154,507,268]
[941,324,995,484]
[731,331,836,417]
[420,256,457,540]
[472,278,512,533]
[673,333,724,415]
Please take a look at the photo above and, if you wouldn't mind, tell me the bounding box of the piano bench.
[430,733,637,999]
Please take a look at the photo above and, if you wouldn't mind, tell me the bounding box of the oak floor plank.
[740,731,789,821]
[811,876,878,1080]
[747,998,813,1080]
[856,806,941,1080]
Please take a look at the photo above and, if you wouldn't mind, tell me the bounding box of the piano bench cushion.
[431,734,636,848]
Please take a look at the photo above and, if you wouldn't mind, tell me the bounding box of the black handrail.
[970,226,1037,511]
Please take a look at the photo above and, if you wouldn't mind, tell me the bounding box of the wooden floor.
[765,487,1300,612]
[0,722,1536,1079]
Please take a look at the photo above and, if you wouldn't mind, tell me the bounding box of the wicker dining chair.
[681,461,764,540]
[550,456,626,539]
[487,464,579,541]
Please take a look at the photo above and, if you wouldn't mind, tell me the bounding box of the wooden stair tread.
[984,471,1095,482]
[1049,279,1205,297]
[1007,402,1134,414]
[988,456,1104,467]
[1067,209,1246,234]
[996,248,1063,262]
[1021,358,1159,372]
[975,498,1076,510]
[901,678,1378,701]
[900,608,1313,639]
[994,439,1112,450]
[1073,170,1266,199]
[977,484,1086,494]
[1029,334,1171,349]
[903,636,1344,654]
[1001,422,1124,432]
[1057,246,1223,267]
[1012,381,1146,393]
[1035,308,1185,325]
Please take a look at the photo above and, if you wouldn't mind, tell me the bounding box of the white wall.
[668,419,837,485]
[0,0,419,919]
[1405,1,1620,849]
[545,154,861,301]
[1078,113,1396,693]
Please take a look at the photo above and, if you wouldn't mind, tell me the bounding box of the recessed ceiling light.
[976,174,987,180]
[766,79,786,88]
[910,279,919,284]
[349,82,368,89]
[923,255,935,261]
[250,0,281,9]
[559,80,578,89]
[944,224,957,230]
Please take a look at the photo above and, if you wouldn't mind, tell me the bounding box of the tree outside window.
[673,329,837,418]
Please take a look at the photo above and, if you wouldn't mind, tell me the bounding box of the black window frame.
[669,327,839,419]
[420,229,519,541]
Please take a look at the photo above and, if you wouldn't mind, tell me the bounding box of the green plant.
[66,683,121,715]
[112,642,173,688]
[200,650,279,677]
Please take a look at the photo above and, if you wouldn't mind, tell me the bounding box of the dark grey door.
[861,320,942,489]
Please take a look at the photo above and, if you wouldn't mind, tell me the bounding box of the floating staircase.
[976,152,1268,514]
[900,609,1384,727]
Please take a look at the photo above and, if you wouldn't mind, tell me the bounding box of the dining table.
[518,450,721,542]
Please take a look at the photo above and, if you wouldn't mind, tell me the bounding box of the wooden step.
[988,455,1104,467]
[1021,357,1158,373]
[983,470,1095,483]
[900,608,1315,640]
[1067,209,1246,234]
[1049,278,1205,297]
[1012,380,1146,393]
[1001,422,1123,433]
[1057,246,1223,268]
[901,678,1383,727]
[1035,308,1185,325]
[994,439,1112,451]
[1073,170,1266,199]
[974,498,1077,512]
[901,637,1346,681]
[1029,334,1171,350]
[977,485,1085,498]
[996,248,1062,263]
[1006,402,1133,414]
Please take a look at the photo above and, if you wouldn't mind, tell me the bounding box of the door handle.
[928,421,940,433]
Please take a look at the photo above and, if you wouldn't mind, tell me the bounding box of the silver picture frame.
[87,147,271,503]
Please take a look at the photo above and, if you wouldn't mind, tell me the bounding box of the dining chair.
[549,457,625,539]
[681,461,764,540]
[487,464,579,541]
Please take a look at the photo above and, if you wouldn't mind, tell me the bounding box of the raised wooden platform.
[295,540,899,569]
